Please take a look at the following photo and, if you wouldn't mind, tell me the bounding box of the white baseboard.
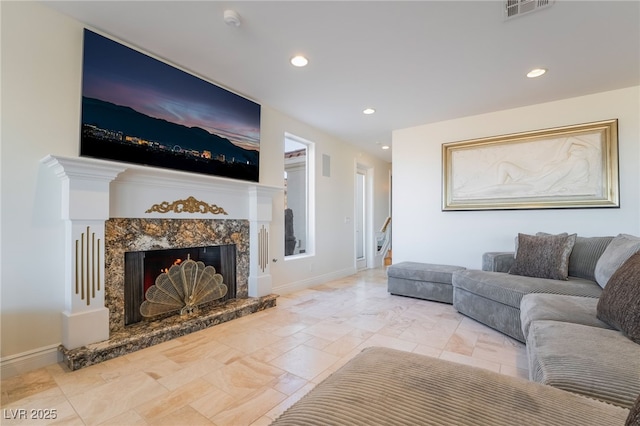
[272,266,356,295]
[1,344,61,379]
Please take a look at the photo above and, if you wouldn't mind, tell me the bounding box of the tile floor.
[1,268,528,425]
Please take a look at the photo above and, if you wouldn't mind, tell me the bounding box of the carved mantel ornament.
[146,196,229,215]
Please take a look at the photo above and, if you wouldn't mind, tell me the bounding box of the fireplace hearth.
[59,293,277,371]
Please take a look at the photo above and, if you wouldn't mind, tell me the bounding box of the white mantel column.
[42,155,126,349]
[248,186,279,297]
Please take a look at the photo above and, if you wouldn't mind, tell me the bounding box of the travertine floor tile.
[95,409,147,426]
[134,378,214,421]
[1,368,58,405]
[68,372,168,424]
[269,345,339,380]
[209,387,287,426]
[0,387,77,426]
[444,328,480,356]
[156,356,225,391]
[302,320,355,342]
[2,267,531,426]
[204,356,284,398]
[188,385,236,419]
[149,405,213,426]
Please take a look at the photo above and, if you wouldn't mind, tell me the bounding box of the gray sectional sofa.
[452,233,640,410]
[452,235,612,342]
[277,232,640,425]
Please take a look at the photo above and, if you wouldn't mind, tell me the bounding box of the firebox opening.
[124,245,237,326]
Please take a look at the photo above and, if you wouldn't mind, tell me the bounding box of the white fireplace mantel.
[42,154,281,350]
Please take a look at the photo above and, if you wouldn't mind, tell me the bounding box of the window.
[284,134,314,257]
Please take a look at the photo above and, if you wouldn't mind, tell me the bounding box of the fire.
[161,258,183,274]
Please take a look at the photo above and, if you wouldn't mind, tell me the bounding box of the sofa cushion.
[527,320,640,409]
[272,346,630,426]
[452,270,602,310]
[597,251,640,343]
[568,236,614,281]
[509,233,576,280]
[594,233,640,288]
[453,286,526,342]
[520,293,613,339]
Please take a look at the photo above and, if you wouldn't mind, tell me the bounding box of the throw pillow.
[597,251,640,344]
[626,392,640,426]
[509,233,577,280]
[568,236,614,281]
[513,232,568,257]
[594,234,640,288]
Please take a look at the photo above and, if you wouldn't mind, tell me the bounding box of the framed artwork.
[442,119,619,210]
[80,29,261,182]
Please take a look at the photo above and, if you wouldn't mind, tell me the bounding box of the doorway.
[355,165,370,270]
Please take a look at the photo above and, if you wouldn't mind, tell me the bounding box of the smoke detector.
[504,0,555,20]
[224,9,241,27]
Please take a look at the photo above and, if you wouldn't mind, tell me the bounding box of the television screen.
[80,29,260,182]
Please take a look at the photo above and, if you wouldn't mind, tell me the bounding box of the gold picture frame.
[442,119,619,211]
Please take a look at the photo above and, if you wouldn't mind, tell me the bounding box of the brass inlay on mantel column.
[75,226,101,306]
[145,196,229,215]
[259,225,269,273]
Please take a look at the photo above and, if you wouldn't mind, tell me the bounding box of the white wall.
[263,106,391,294]
[0,2,391,373]
[392,86,640,270]
[1,1,82,372]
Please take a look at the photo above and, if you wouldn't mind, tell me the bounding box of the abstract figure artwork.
[442,120,619,210]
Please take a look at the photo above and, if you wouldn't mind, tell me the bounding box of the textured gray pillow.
[509,233,577,280]
[594,234,640,288]
[597,252,640,344]
[568,236,614,281]
[627,393,640,426]
[514,232,567,257]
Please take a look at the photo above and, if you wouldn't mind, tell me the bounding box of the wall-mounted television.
[80,29,260,182]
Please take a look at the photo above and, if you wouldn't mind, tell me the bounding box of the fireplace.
[43,154,279,370]
[124,244,237,325]
[104,218,251,333]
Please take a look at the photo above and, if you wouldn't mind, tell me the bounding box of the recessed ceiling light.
[527,68,547,78]
[290,55,308,67]
[223,10,241,27]
[381,145,390,150]
[363,108,376,115]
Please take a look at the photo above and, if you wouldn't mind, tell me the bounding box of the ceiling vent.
[504,0,555,20]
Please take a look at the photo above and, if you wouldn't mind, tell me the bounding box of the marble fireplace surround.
[106,218,251,332]
[42,155,280,370]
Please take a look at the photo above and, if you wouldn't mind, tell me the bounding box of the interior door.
[356,167,367,270]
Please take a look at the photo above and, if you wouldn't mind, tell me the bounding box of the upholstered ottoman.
[388,262,466,304]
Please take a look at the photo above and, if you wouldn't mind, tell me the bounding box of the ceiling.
[42,1,640,162]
